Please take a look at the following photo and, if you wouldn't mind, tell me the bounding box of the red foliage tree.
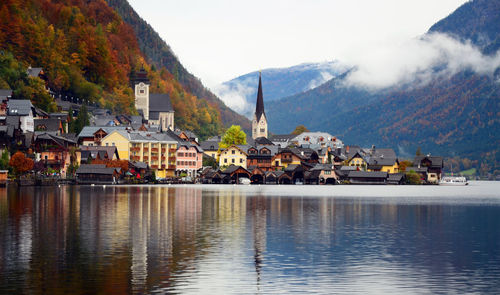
[9,151,34,177]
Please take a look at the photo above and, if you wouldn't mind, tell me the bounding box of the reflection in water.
[0,184,500,294]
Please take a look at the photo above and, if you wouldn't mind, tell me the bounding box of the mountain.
[0,0,248,139]
[266,0,500,175]
[215,61,349,117]
[105,0,250,131]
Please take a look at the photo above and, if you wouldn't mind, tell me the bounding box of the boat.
[439,176,468,186]
[239,177,251,185]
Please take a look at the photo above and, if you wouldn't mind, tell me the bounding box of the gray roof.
[27,67,43,77]
[200,140,219,151]
[6,116,20,129]
[76,164,116,175]
[78,126,129,138]
[348,171,388,178]
[149,94,174,120]
[413,156,444,168]
[80,145,119,160]
[128,131,177,143]
[0,89,13,99]
[130,161,148,169]
[34,119,61,132]
[269,134,295,141]
[7,99,33,116]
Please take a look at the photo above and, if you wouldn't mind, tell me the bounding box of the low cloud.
[308,71,334,89]
[212,82,254,118]
[344,32,500,89]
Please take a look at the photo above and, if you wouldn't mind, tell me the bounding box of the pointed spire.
[255,71,265,121]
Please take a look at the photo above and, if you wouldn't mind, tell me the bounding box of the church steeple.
[255,71,265,121]
[252,71,268,139]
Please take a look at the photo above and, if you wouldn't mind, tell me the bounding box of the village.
[0,67,443,186]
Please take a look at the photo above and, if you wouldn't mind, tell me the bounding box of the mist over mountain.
[266,0,500,174]
[214,61,349,118]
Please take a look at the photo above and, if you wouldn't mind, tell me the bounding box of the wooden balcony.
[167,165,175,170]
[143,147,149,152]
[151,156,158,161]
[169,148,177,153]
[161,148,166,153]
[151,148,158,153]
[130,147,140,152]
[161,156,166,161]
[131,156,140,161]
[151,165,158,169]
[143,156,149,161]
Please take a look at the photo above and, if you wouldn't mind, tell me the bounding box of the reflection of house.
[34,132,78,176]
[219,145,248,169]
[413,156,443,183]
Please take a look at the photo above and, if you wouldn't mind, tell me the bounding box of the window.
[232,150,235,154]
[232,159,235,163]
[106,143,109,146]
[140,89,145,94]
[325,170,331,175]
[224,159,227,163]
[275,161,279,166]
[112,142,115,146]
[240,159,243,163]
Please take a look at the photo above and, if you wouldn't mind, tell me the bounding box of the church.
[133,67,175,130]
[252,72,268,139]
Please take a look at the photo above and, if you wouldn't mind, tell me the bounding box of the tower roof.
[132,65,150,85]
[255,72,265,121]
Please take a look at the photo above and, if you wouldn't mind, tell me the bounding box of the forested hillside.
[0,0,242,139]
[105,0,251,131]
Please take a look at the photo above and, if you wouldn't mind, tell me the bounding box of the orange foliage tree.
[9,151,34,177]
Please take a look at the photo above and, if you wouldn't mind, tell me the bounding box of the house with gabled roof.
[219,145,248,169]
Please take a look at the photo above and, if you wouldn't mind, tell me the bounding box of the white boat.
[439,176,468,186]
[239,177,251,185]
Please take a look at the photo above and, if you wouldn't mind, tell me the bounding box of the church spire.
[255,71,265,121]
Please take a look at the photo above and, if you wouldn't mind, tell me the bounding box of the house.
[77,145,120,164]
[246,145,279,171]
[77,126,129,146]
[413,156,444,184]
[26,66,45,79]
[76,164,120,184]
[219,145,248,169]
[272,148,303,169]
[292,131,344,149]
[221,165,251,184]
[310,163,338,184]
[200,140,219,159]
[33,132,78,177]
[174,130,199,145]
[366,148,399,173]
[175,143,204,178]
[347,151,368,170]
[269,134,295,148]
[7,99,35,133]
[347,171,388,185]
[34,118,64,134]
[99,130,130,160]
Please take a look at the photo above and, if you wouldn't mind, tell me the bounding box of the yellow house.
[100,130,130,160]
[369,160,400,174]
[348,152,368,170]
[101,130,178,178]
[219,145,247,169]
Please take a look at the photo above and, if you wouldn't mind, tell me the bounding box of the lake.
[1,182,499,294]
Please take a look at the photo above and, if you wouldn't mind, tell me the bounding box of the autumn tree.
[399,160,413,172]
[9,151,34,177]
[291,125,309,135]
[219,125,247,149]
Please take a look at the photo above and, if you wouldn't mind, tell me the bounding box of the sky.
[128,0,469,88]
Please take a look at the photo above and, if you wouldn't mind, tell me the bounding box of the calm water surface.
[1,182,500,294]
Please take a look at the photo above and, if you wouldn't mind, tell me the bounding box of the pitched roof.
[76,164,116,175]
[149,94,174,120]
[255,72,265,121]
[222,165,249,175]
[34,119,62,132]
[0,89,13,99]
[254,136,273,145]
[27,67,43,77]
[348,171,388,178]
[7,99,33,116]
[413,156,444,168]
[77,126,128,138]
[80,145,119,160]
[269,134,295,141]
[200,140,219,151]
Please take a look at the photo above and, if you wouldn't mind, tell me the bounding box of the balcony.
[143,147,149,152]
[282,158,293,163]
[151,148,158,153]
[131,156,140,161]
[143,156,149,161]
[151,165,158,169]
[151,156,158,161]
[161,156,166,161]
[161,164,166,169]
[161,148,166,153]
[167,165,175,170]
[130,147,140,152]
[169,148,177,153]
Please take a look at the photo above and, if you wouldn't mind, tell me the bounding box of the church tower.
[133,66,150,120]
[252,72,268,139]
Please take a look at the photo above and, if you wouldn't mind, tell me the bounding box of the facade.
[413,156,444,184]
[132,68,174,130]
[77,126,128,146]
[348,152,368,170]
[246,145,278,171]
[176,144,203,177]
[219,145,248,169]
[272,148,303,169]
[252,72,268,139]
[34,132,78,177]
[128,132,178,178]
[7,100,34,133]
[100,130,131,160]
